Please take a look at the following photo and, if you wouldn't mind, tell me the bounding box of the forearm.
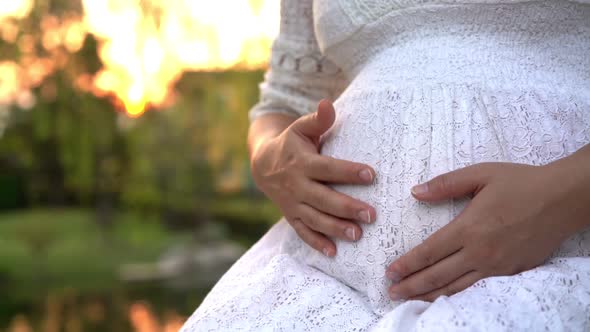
[247,113,297,162]
[546,143,590,234]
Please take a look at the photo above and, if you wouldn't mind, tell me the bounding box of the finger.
[304,154,376,185]
[411,163,495,202]
[409,271,483,302]
[388,249,469,300]
[298,203,362,242]
[288,216,336,257]
[291,99,335,139]
[299,180,376,223]
[386,221,464,281]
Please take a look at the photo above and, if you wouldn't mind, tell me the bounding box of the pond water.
[2,283,206,332]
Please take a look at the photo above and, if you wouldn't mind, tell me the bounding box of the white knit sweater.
[250,0,590,121]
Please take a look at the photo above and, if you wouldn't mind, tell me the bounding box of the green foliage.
[0,0,278,328]
[210,196,281,246]
[0,209,189,299]
[0,210,207,330]
[1,0,267,219]
[0,70,266,220]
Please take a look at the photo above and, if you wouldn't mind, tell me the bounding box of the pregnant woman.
[182,0,590,330]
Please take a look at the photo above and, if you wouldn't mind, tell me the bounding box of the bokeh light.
[0,1,283,330]
[84,0,279,117]
[0,0,279,117]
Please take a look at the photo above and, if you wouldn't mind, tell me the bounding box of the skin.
[386,144,590,302]
[248,100,377,257]
[249,100,590,301]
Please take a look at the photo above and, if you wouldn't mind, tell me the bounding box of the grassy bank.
[0,209,189,300]
[0,200,282,329]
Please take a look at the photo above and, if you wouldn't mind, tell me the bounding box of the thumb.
[411,165,487,202]
[291,99,336,138]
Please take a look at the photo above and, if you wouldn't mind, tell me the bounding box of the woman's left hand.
[386,157,590,302]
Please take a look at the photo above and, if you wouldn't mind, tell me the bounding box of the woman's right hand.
[250,100,377,257]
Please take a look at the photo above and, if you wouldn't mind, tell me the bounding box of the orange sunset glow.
[0,0,279,117]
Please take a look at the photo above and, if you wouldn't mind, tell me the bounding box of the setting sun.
[0,0,33,20]
[82,0,279,117]
[0,0,279,117]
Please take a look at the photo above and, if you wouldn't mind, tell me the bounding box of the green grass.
[0,199,280,304]
[0,201,279,328]
[0,208,190,300]
[209,197,281,246]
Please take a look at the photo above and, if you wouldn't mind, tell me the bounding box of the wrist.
[250,135,274,165]
[544,145,590,234]
[247,113,295,163]
[248,132,282,196]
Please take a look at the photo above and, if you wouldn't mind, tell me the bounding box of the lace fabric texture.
[300,84,590,316]
[182,0,590,330]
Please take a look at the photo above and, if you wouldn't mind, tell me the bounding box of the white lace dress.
[182,1,590,330]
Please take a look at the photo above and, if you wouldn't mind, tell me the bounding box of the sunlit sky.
[0,0,279,117]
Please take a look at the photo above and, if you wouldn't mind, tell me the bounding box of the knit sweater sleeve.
[248,0,348,122]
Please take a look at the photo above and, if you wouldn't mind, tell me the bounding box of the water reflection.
[5,290,193,332]
[129,302,185,332]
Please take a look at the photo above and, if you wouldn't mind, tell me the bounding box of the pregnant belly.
[295,83,590,314]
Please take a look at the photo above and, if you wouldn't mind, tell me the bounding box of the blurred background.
[0,0,282,331]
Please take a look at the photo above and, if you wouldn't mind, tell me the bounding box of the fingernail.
[345,227,357,241]
[386,270,401,283]
[359,169,373,182]
[322,248,334,257]
[357,210,372,224]
[411,183,429,195]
